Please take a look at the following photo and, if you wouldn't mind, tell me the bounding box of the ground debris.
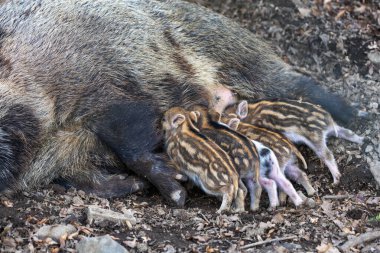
[76,235,129,253]
[86,205,137,226]
[340,230,380,252]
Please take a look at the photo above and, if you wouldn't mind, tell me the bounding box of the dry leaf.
[37,218,49,225]
[1,199,14,207]
[298,8,311,18]
[124,238,137,248]
[354,5,366,13]
[192,235,210,242]
[335,10,346,21]
[224,231,234,237]
[59,232,68,248]
[309,217,319,224]
[366,197,380,205]
[317,243,333,253]
[206,245,216,253]
[321,200,333,217]
[271,213,285,224]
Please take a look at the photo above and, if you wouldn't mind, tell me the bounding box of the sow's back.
[0,0,356,204]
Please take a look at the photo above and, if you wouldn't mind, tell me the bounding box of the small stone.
[76,235,128,253]
[137,242,148,252]
[77,190,86,197]
[368,51,380,65]
[163,244,176,253]
[370,102,379,109]
[365,145,373,153]
[172,209,181,217]
[87,205,137,226]
[274,245,289,253]
[2,237,16,248]
[306,198,317,208]
[281,243,303,251]
[156,207,166,216]
[72,196,85,206]
[36,224,76,241]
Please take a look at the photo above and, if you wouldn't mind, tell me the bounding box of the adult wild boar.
[0,0,357,206]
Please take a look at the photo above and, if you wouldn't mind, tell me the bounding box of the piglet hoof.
[295,191,316,208]
[250,205,260,212]
[232,207,246,213]
[332,178,341,186]
[306,188,317,197]
[332,172,342,186]
[294,198,304,207]
[296,191,307,207]
[279,193,288,206]
[267,206,277,212]
[279,199,287,206]
[357,136,365,145]
[233,203,246,213]
[305,198,316,208]
[216,208,229,214]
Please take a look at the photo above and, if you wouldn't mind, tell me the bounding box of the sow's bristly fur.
[0,0,356,197]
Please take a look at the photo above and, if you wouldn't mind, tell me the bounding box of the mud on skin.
[0,0,360,205]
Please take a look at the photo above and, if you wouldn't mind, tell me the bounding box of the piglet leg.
[335,125,364,144]
[217,185,236,213]
[244,178,262,211]
[259,177,279,208]
[313,143,341,184]
[285,164,316,196]
[268,168,303,207]
[279,191,287,205]
[233,179,247,212]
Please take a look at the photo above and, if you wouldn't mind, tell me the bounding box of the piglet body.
[163,107,241,213]
[231,100,364,184]
[223,116,312,206]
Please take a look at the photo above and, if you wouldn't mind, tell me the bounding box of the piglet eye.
[215,96,221,101]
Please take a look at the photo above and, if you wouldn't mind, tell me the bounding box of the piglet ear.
[171,114,186,128]
[237,100,248,119]
[208,109,221,122]
[189,111,198,123]
[228,118,240,130]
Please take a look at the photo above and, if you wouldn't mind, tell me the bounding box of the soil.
[1,0,380,252]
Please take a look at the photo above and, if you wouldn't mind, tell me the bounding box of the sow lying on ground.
[0,0,359,205]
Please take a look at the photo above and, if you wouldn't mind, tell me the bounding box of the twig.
[340,230,380,252]
[199,213,210,224]
[322,194,353,200]
[240,235,298,249]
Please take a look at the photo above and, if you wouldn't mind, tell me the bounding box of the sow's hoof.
[149,164,188,207]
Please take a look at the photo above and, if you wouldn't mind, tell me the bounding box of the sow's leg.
[90,101,188,206]
[19,125,151,198]
[55,174,151,198]
[0,102,41,193]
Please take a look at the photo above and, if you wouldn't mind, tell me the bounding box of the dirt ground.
[1,0,379,252]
